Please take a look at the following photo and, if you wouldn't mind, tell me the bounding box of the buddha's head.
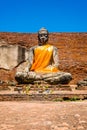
[38,27,49,45]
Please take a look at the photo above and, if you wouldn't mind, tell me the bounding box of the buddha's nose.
[41,35,45,39]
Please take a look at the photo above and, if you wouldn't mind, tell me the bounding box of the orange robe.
[30,44,59,73]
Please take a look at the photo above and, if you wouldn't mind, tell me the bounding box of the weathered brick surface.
[0,94,83,101]
[0,45,28,69]
[0,90,87,101]
[0,32,87,84]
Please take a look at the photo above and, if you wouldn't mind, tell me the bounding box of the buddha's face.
[39,33,48,44]
[38,28,49,45]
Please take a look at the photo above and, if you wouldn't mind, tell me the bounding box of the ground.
[0,101,87,130]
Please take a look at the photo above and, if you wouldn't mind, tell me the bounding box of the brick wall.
[0,32,87,84]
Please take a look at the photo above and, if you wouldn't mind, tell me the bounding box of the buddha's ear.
[38,34,40,42]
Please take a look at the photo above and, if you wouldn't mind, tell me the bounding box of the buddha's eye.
[39,34,48,37]
[39,34,42,37]
[45,35,47,37]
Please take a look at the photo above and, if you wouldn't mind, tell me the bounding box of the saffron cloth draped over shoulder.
[30,44,59,73]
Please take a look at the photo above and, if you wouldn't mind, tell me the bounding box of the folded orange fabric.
[30,44,59,73]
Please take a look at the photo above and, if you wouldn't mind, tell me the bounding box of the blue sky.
[0,0,87,33]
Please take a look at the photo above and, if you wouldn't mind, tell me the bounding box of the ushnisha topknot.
[38,27,49,35]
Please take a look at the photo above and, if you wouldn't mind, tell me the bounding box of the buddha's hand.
[24,67,29,73]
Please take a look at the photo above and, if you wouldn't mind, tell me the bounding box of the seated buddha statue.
[15,27,72,84]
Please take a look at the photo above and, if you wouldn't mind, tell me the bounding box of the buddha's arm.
[52,46,59,68]
[24,47,34,72]
[28,47,34,71]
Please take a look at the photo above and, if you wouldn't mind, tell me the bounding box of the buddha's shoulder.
[52,46,58,50]
[29,45,39,50]
[29,45,58,51]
